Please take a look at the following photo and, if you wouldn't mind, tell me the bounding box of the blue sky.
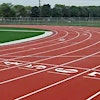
[0,0,100,7]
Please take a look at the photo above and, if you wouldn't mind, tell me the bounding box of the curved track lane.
[0,25,100,100]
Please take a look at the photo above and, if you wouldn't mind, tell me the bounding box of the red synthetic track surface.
[0,25,100,100]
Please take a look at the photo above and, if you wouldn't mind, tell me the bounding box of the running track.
[0,25,100,100]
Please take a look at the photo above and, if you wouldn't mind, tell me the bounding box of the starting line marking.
[3,61,100,79]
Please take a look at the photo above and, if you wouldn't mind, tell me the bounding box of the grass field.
[0,27,45,43]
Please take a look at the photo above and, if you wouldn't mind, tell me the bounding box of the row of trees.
[0,3,100,17]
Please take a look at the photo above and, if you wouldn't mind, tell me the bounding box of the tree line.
[0,3,100,17]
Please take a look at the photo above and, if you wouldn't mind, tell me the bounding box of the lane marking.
[0,31,72,56]
[83,76,100,80]
[47,71,70,76]
[1,28,79,51]
[1,55,100,58]
[87,91,100,100]
[0,28,93,61]
[0,50,100,85]
[0,26,99,99]
[0,61,90,72]
[15,65,100,100]
[10,32,90,60]
[0,32,99,73]
[0,31,80,62]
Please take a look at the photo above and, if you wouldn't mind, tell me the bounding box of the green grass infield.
[0,27,45,43]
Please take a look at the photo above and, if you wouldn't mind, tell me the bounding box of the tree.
[12,5,27,17]
[79,7,88,17]
[0,3,100,18]
[30,6,39,17]
[41,4,51,17]
[70,6,80,17]
[25,6,32,17]
[87,6,100,17]
[0,3,15,17]
[52,4,65,17]
[62,6,71,17]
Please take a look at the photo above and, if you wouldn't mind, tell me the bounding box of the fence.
[0,17,100,26]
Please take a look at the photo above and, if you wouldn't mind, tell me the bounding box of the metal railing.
[0,17,100,26]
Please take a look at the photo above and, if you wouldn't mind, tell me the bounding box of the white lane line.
[11,32,93,62]
[10,32,87,60]
[0,31,70,56]
[0,31,89,65]
[0,50,100,85]
[1,55,100,58]
[87,91,100,100]
[60,51,100,66]
[0,65,58,85]
[0,32,79,62]
[83,76,100,80]
[0,31,98,78]
[0,32,94,72]
[0,66,19,72]
[18,67,37,71]
[0,31,71,56]
[0,30,96,72]
[1,28,75,52]
[0,61,90,72]
[15,64,100,100]
[47,71,70,76]
[0,28,93,60]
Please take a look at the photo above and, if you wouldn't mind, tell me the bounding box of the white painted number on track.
[88,72,100,77]
[25,64,47,70]
[55,68,78,74]
[4,61,22,65]
[4,61,47,70]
